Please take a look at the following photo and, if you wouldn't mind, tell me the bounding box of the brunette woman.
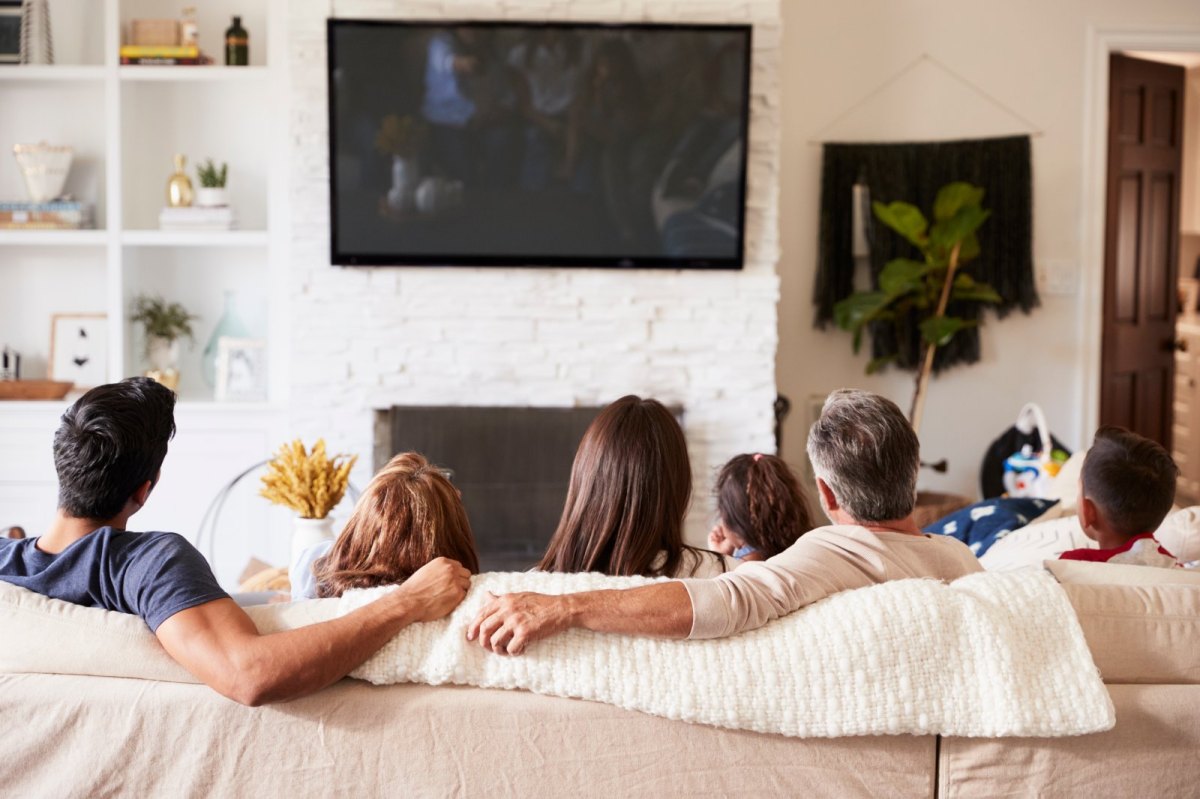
[290,452,480,599]
[707,453,813,561]
[538,395,731,578]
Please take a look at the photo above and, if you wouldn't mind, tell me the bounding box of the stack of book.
[120,45,201,66]
[159,206,237,231]
[0,201,94,230]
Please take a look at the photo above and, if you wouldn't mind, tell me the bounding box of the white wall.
[777,0,1200,499]
[287,0,783,544]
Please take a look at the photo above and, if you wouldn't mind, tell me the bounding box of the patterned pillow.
[923,498,1059,557]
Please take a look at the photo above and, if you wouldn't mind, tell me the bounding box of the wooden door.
[1100,54,1186,447]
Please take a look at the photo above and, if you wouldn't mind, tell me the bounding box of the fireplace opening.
[375,406,604,571]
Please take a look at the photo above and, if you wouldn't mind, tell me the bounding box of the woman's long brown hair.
[716,453,812,558]
[538,395,700,578]
[313,452,479,598]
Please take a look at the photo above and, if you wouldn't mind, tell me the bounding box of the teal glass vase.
[202,291,253,388]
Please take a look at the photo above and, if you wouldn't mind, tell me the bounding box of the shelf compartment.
[118,65,270,82]
[0,230,109,246]
[121,230,268,247]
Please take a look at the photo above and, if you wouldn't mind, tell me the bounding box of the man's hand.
[396,557,472,622]
[466,591,572,656]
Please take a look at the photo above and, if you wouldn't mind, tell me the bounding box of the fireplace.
[375,406,603,571]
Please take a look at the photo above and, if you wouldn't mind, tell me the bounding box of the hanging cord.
[807,52,1043,145]
[195,461,361,576]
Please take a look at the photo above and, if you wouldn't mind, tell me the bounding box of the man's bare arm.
[466,581,692,656]
[156,557,471,706]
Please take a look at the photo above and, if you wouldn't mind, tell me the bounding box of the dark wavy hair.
[716,453,813,557]
[538,395,703,578]
[1082,426,1178,537]
[53,377,177,520]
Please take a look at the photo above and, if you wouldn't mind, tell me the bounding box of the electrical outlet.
[1036,259,1079,296]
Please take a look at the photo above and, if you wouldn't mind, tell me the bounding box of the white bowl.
[13,142,74,203]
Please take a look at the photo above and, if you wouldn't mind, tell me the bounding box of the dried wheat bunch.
[259,438,357,519]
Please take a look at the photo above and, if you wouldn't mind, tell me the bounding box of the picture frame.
[0,1,21,65]
[49,313,108,389]
[215,337,268,402]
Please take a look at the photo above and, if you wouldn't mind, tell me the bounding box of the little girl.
[707,453,813,562]
[290,451,480,599]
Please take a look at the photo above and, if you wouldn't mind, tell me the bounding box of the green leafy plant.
[833,182,1000,432]
[130,294,198,354]
[196,159,228,188]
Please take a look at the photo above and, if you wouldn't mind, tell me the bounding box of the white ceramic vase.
[292,516,334,565]
[146,335,179,372]
[196,187,229,208]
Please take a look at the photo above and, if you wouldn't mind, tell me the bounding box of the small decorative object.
[180,7,197,48]
[0,2,20,64]
[202,290,252,386]
[49,313,107,389]
[259,438,357,562]
[166,153,193,207]
[13,142,72,203]
[159,205,235,231]
[833,182,999,433]
[224,15,247,66]
[1179,278,1199,318]
[18,0,52,65]
[195,158,228,208]
[0,199,93,230]
[1,345,18,380]
[215,337,267,402]
[130,294,198,391]
[130,18,179,46]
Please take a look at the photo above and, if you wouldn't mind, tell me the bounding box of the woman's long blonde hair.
[313,452,479,598]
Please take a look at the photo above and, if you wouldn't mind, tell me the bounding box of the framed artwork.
[49,314,107,388]
[0,2,20,65]
[215,337,268,402]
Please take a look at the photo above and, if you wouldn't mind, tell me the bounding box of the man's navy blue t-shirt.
[0,528,229,631]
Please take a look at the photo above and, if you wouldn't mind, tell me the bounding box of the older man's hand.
[466,591,572,655]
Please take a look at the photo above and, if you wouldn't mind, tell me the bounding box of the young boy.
[1060,426,1179,567]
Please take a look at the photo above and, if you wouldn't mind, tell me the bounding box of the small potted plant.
[195,158,229,208]
[260,438,358,562]
[130,294,198,390]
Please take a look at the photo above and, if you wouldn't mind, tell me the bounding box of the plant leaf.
[919,316,977,346]
[866,354,895,375]
[930,206,991,253]
[933,182,985,222]
[951,280,1003,304]
[833,291,891,333]
[879,258,938,297]
[872,201,929,249]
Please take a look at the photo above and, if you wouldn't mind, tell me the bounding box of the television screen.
[328,20,752,268]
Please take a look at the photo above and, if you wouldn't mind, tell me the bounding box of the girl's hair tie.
[753,453,763,462]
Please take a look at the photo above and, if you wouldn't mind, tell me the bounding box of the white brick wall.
[288,0,782,544]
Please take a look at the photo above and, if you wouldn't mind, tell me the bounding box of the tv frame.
[326,18,753,270]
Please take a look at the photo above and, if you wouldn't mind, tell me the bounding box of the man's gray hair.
[806,389,919,523]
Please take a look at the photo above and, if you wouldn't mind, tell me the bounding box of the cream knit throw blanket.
[341,569,1114,739]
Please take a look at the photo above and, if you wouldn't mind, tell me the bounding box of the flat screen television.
[327,20,752,269]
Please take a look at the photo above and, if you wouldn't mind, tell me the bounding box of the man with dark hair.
[465,389,982,655]
[1061,426,1180,566]
[0,378,472,705]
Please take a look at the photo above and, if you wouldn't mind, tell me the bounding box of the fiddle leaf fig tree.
[833,181,1001,432]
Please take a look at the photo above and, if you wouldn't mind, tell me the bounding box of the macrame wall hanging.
[810,55,1040,373]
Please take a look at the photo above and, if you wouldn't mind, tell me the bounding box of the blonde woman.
[290,452,480,599]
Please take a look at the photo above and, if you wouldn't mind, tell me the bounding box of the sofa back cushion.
[0,581,335,682]
[1050,561,1200,684]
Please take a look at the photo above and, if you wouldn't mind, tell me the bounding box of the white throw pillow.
[1155,506,1200,564]
[977,514,1094,572]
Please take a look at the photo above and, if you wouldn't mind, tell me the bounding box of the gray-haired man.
[467,389,982,654]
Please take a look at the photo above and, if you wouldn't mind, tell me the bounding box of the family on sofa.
[0,377,1184,705]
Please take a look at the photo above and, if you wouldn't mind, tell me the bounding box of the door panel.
[1101,54,1185,449]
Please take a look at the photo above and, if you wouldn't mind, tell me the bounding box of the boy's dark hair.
[1082,425,1178,537]
[716,453,814,558]
[54,377,177,521]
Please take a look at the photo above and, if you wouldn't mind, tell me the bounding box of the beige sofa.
[1,562,1197,798]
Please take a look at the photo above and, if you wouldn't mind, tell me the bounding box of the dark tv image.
[328,20,752,269]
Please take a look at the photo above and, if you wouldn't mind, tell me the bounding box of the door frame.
[1080,26,1200,445]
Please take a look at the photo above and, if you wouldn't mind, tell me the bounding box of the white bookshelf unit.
[0,0,292,584]
[0,0,288,406]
